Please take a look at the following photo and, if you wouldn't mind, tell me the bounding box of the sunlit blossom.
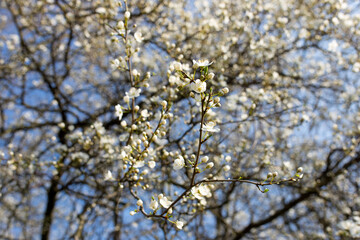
[115,104,123,120]
[159,194,172,209]
[104,170,114,181]
[174,156,185,170]
[175,220,184,230]
[150,198,159,211]
[191,79,206,93]
[134,31,144,43]
[126,87,141,98]
[192,59,213,68]
[202,121,220,132]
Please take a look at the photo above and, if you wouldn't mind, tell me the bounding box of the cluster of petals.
[191,184,212,200]
[175,220,184,230]
[134,31,144,43]
[149,198,158,211]
[202,121,220,132]
[173,155,185,170]
[192,59,213,68]
[115,104,123,120]
[158,194,172,208]
[191,79,206,93]
[104,170,114,181]
[126,87,141,98]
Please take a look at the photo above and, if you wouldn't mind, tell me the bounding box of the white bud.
[124,11,131,19]
[222,87,229,94]
[206,162,214,169]
[161,100,167,109]
[137,199,143,207]
[208,72,215,79]
[201,156,209,163]
[223,165,231,171]
[117,21,124,29]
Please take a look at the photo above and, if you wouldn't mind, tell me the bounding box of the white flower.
[161,100,167,108]
[200,198,207,206]
[192,59,213,68]
[126,87,141,98]
[191,186,203,200]
[353,62,360,72]
[175,220,184,230]
[149,198,158,210]
[191,185,211,200]
[173,61,182,71]
[141,109,149,118]
[148,160,156,168]
[134,31,144,43]
[132,69,139,77]
[174,156,185,170]
[96,7,106,14]
[104,170,114,181]
[223,165,231,171]
[191,79,206,93]
[202,121,220,132]
[134,160,145,168]
[198,185,211,197]
[115,104,123,120]
[328,39,338,52]
[111,59,120,70]
[130,211,136,216]
[158,194,172,208]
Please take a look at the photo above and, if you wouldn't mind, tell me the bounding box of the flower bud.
[201,156,209,163]
[124,11,131,19]
[222,87,229,94]
[206,162,214,169]
[223,165,231,171]
[137,199,143,207]
[208,72,215,79]
[161,100,167,109]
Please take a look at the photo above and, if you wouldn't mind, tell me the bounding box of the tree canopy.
[0,0,360,239]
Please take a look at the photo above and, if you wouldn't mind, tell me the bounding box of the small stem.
[124,2,135,146]
[190,97,205,187]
